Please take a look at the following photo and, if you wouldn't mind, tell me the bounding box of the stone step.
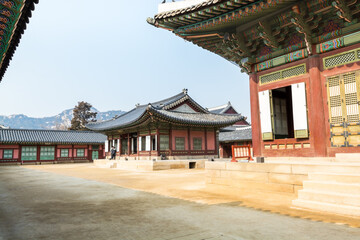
[292,199,360,217]
[298,189,360,207]
[265,157,336,163]
[335,153,360,162]
[309,172,360,183]
[303,181,360,195]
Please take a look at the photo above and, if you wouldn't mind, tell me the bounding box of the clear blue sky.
[0,0,250,119]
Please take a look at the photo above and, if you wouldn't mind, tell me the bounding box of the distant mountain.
[0,108,125,130]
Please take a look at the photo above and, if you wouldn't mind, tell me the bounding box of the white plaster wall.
[158,0,207,13]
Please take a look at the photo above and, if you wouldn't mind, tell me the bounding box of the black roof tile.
[0,129,107,144]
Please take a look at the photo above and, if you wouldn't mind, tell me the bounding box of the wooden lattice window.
[327,70,360,147]
[3,149,13,159]
[159,135,169,150]
[60,149,69,157]
[193,138,202,150]
[76,149,85,157]
[40,146,55,160]
[21,146,37,161]
[175,137,185,150]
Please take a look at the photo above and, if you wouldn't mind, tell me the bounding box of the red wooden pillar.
[215,129,219,157]
[169,125,173,156]
[127,134,130,156]
[120,138,123,155]
[249,72,262,157]
[137,132,140,158]
[308,55,327,157]
[204,128,208,154]
[187,128,191,155]
[156,129,160,156]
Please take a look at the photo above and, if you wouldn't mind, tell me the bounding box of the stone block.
[267,163,292,174]
[268,173,307,185]
[205,161,227,170]
[228,171,268,182]
[292,199,360,217]
[231,180,294,193]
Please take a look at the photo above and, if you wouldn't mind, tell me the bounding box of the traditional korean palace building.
[86,90,244,160]
[148,0,360,158]
[209,102,252,158]
[0,129,106,164]
[0,0,38,83]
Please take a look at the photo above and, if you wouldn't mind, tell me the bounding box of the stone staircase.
[292,155,360,217]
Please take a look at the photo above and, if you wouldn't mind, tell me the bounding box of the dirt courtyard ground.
[0,164,360,240]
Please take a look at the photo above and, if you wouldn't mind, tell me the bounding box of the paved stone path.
[0,166,360,240]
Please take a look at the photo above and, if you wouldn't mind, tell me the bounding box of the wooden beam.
[257,21,279,49]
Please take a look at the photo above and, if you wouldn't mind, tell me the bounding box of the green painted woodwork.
[40,146,55,160]
[76,149,85,157]
[193,138,202,150]
[323,47,360,69]
[0,1,26,68]
[60,149,69,157]
[151,0,360,73]
[92,151,99,160]
[3,149,13,159]
[295,129,309,139]
[262,132,274,141]
[259,64,307,85]
[344,31,360,46]
[175,137,185,150]
[159,135,169,150]
[21,146,37,161]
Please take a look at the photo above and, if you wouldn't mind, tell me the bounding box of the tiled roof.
[219,127,252,142]
[208,102,235,114]
[0,0,39,83]
[86,91,244,131]
[0,129,107,144]
[151,108,244,127]
[155,0,226,20]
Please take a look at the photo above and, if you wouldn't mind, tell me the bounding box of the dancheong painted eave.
[148,0,360,73]
[0,0,39,83]
[86,90,245,132]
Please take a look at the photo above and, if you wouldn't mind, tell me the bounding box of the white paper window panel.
[347,104,359,115]
[146,136,151,151]
[116,140,120,152]
[344,82,357,94]
[131,138,134,152]
[258,90,272,134]
[104,141,109,153]
[139,137,142,151]
[291,82,308,131]
[331,106,343,117]
[329,86,340,97]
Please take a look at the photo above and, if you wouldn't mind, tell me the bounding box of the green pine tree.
[69,101,97,131]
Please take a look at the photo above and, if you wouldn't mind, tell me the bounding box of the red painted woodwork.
[249,72,262,157]
[308,55,327,156]
[190,130,205,150]
[0,145,18,149]
[13,149,19,158]
[206,130,215,150]
[231,145,252,162]
[172,130,189,150]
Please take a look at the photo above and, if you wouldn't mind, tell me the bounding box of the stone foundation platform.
[94,159,206,171]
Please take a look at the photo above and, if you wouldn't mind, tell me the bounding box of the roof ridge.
[0,128,97,133]
[208,102,231,111]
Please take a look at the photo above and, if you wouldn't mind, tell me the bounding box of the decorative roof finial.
[135,103,140,107]
[182,88,188,94]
